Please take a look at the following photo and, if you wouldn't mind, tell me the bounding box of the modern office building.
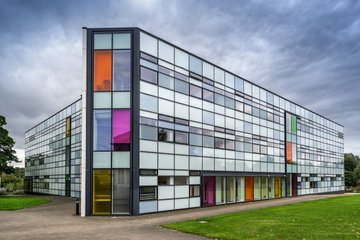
[24,27,344,216]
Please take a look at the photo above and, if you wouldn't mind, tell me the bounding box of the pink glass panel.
[203,176,215,206]
[112,109,130,151]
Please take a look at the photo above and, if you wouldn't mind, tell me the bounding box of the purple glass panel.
[203,176,215,207]
[112,109,130,151]
[292,173,297,196]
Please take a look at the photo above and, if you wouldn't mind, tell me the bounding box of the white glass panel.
[190,55,202,75]
[225,72,235,89]
[203,62,214,79]
[140,32,158,56]
[139,152,157,168]
[175,48,189,69]
[113,92,130,108]
[159,99,174,116]
[113,33,131,49]
[112,152,130,168]
[158,154,174,169]
[94,34,111,49]
[215,67,225,84]
[159,41,174,63]
[175,103,189,119]
[94,92,111,109]
[93,152,111,168]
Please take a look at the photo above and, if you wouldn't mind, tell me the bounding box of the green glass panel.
[291,115,297,135]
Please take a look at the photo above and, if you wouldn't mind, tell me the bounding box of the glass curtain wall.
[236,177,245,202]
[253,177,261,200]
[261,177,268,199]
[226,177,236,203]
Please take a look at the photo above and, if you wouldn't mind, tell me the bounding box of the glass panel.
[286,142,292,163]
[225,72,235,89]
[113,33,131,49]
[112,169,130,214]
[140,32,157,57]
[268,177,275,198]
[159,73,174,90]
[203,176,215,206]
[175,131,188,144]
[190,85,202,98]
[261,177,268,199]
[112,109,130,151]
[140,125,157,140]
[112,152,130,168]
[158,128,174,142]
[190,55,202,75]
[253,177,261,200]
[215,176,226,204]
[287,173,292,197]
[236,177,245,202]
[226,177,236,203]
[203,62,214,80]
[94,34,111,50]
[235,77,244,92]
[175,79,189,94]
[175,48,189,69]
[113,92,131,108]
[140,186,157,200]
[159,41,174,63]
[274,176,281,198]
[94,50,112,91]
[245,176,253,201]
[141,67,157,84]
[93,152,111,168]
[215,67,224,84]
[93,110,111,150]
[113,50,131,91]
[291,115,297,134]
[94,92,111,109]
[140,93,158,112]
[93,170,111,214]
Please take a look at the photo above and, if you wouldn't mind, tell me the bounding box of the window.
[190,133,202,146]
[140,32,157,57]
[140,125,157,140]
[175,79,189,94]
[140,94,158,112]
[215,138,225,149]
[226,140,235,150]
[244,104,252,114]
[203,89,214,102]
[140,186,157,201]
[158,176,173,185]
[190,55,202,75]
[94,50,112,91]
[158,128,174,142]
[175,176,188,185]
[112,109,130,151]
[189,185,200,197]
[225,97,235,109]
[175,48,189,69]
[214,93,225,106]
[113,50,131,90]
[203,136,214,148]
[113,33,130,49]
[175,131,188,144]
[159,41,174,63]
[158,73,174,90]
[93,170,111,214]
[93,110,111,150]
[140,169,157,176]
[203,62,214,79]
[235,77,244,92]
[94,34,111,49]
[236,101,244,112]
[190,85,202,98]
[141,67,157,84]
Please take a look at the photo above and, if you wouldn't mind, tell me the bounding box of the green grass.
[163,195,360,240]
[0,196,51,210]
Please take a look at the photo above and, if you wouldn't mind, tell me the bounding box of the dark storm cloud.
[0,0,359,165]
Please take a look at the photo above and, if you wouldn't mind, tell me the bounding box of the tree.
[354,164,360,183]
[0,115,19,174]
[344,153,358,171]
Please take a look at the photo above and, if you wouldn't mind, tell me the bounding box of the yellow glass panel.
[66,117,71,137]
[275,177,281,198]
[93,170,111,214]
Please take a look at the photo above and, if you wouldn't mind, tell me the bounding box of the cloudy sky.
[0,0,359,166]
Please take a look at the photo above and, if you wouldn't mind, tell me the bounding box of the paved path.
[0,193,347,240]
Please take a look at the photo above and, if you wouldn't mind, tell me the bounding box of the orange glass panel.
[245,176,254,201]
[286,142,292,164]
[94,50,112,91]
[65,117,71,137]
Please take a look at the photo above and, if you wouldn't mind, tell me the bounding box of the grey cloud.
[0,0,359,166]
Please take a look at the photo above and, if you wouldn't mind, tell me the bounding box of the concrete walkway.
[0,193,346,240]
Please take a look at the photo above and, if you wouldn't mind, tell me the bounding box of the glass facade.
[25,27,344,216]
[25,99,82,198]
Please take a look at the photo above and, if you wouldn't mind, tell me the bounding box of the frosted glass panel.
[113,33,130,49]
[140,32,158,56]
[112,152,130,168]
[94,34,111,49]
[94,92,111,109]
[113,92,130,108]
[159,41,174,63]
[175,48,189,69]
[93,152,111,168]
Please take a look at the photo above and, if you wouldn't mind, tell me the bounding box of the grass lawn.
[163,195,360,240]
[0,196,51,211]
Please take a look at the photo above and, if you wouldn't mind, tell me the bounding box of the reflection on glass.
[94,50,112,91]
[93,110,111,150]
[113,50,131,91]
[112,109,131,151]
